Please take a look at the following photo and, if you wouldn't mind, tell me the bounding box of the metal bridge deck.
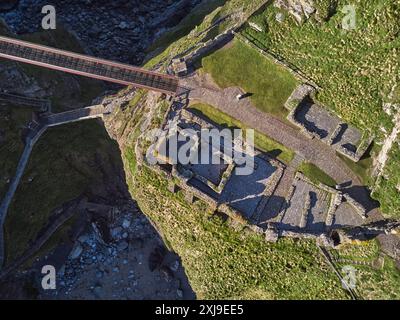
[0,36,179,95]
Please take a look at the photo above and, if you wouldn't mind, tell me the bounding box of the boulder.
[122,219,131,229]
[177,289,183,298]
[69,244,83,260]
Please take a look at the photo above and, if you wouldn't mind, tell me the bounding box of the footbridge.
[43,104,107,127]
[0,36,179,95]
[0,91,50,112]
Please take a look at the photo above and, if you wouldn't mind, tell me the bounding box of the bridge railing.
[0,36,180,95]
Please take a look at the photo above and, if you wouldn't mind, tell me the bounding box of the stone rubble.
[0,0,202,64]
[40,206,194,300]
[274,0,316,24]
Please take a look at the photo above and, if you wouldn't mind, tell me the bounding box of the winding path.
[0,125,47,268]
[0,104,108,269]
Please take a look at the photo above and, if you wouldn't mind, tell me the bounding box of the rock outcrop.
[274,0,316,23]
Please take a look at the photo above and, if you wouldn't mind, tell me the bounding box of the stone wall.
[343,194,367,219]
[284,84,315,110]
[286,92,373,162]
[235,32,321,89]
[184,28,235,67]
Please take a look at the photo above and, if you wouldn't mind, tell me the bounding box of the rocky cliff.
[0,0,202,299]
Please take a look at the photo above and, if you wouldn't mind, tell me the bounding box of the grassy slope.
[331,240,400,299]
[144,0,268,69]
[0,28,118,263]
[131,164,347,299]
[242,0,400,216]
[113,1,400,300]
[202,39,298,119]
[4,120,121,262]
[189,102,294,163]
[338,150,374,185]
[148,0,227,53]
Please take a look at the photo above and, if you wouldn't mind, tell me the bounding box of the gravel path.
[185,75,353,180]
[185,73,400,263]
[183,73,380,219]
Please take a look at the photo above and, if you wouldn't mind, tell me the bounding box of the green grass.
[20,211,80,270]
[372,140,400,217]
[242,0,400,216]
[1,28,116,263]
[129,164,348,299]
[202,39,298,119]
[338,152,374,186]
[189,102,295,163]
[243,0,398,135]
[148,0,226,53]
[121,4,400,296]
[4,120,122,263]
[0,108,32,198]
[144,0,273,70]
[122,93,346,299]
[331,240,400,300]
[298,162,337,187]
